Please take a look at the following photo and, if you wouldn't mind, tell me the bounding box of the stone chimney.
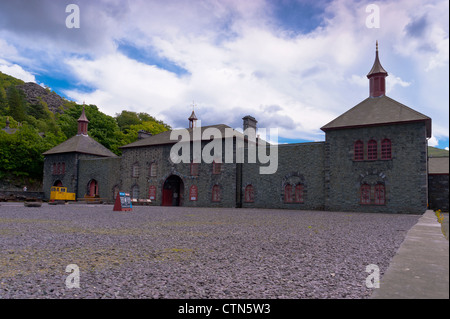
[242,115,257,132]
[138,130,153,140]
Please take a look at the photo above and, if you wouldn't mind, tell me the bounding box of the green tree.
[7,86,27,122]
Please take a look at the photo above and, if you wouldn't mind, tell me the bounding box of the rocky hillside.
[16,82,66,114]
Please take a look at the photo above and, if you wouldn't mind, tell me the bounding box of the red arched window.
[212,161,221,175]
[61,162,66,174]
[360,184,371,205]
[295,184,304,203]
[56,163,61,175]
[354,140,364,161]
[52,163,57,175]
[374,184,385,205]
[244,185,255,203]
[381,139,392,160]
[190,162,199,176]
[367,140,378,160]
[284,184,293,203]
[212,185,221,202]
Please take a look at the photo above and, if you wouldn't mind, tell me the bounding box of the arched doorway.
[162,175,184,206]
[53,180,63,187]
[87,179,99,197]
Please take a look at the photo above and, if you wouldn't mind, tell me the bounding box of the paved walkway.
[372,210,449,299]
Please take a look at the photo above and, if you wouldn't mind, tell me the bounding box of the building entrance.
[162,175,184,206]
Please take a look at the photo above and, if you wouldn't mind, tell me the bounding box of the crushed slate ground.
[0,203,420,299]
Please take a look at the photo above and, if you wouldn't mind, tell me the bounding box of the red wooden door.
[162,189,173,206]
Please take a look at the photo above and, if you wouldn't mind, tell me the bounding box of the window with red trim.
[284,184,293,203]
[212,161,221,174]
[244,185,254,203]
[374,184,385,205]
[294,184,304,203]
[367,140,378,160]
[52,163,57,175]
[360,184,371,205]
[61,162,65,174]
[212,185,221,202]
[381,139,392,160]
[190,162,199,176]
[354,141,364,161]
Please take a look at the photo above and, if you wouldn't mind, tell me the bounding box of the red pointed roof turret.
[367,41,388,97]
[77,103,89,135]
[188,102,198,128]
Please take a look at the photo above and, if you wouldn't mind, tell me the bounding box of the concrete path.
[372,210,449,299]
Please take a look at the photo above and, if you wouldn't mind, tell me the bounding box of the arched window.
[131,185,140,199]
[149,162,157,177]
[367,140,378,160]
[244,185,255,203]
[354,140,364,161]
[61,162,66,174]
[381,139,392,160]
[294,184,304,203]
[360,184,371,205]
[190,162,199,176]
[284,184,293,203]
[374,184,386,205]
[212,161,222,175]
[87,179,98,197]
[212,185,221,202]
[56,163,61,175]
[52,163,57,175]
[132,163,139,177]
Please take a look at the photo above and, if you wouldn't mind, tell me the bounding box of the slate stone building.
[42,45,437,214]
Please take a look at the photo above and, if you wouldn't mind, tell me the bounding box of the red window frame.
[381,139,392,160]
[244,185,255,203]
[374,184,386,205]
[367,140,378,160]
[52,163,57,175]
[61,162,65,174]
[360,184,371,205]
[284,184,293,203]
[190,162,199,176]
[212,161,222,175]
[354,140,364,161]
[294,184,304,203]
[212,185,221,202]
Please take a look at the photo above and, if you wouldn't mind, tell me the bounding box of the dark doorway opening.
[162,175,184,206]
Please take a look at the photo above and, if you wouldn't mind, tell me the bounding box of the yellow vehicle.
[50,187,76,201]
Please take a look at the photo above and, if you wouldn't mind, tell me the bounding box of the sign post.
[113,192,132,211]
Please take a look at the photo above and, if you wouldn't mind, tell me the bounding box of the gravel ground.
[0,203,420,299]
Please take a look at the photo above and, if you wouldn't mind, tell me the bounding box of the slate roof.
[120,124,248,149]
[43,134,117,157]
[320,95,432,137]
[428,157,449,174]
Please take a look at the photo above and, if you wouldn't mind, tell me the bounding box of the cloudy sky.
[0,0,448,148]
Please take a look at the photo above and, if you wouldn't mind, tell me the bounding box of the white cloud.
[0,0,447,144]
[0,58,36,83]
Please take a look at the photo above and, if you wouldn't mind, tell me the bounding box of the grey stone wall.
[119,141,239,208]
[428,174,449,211]
[77,157,122,200]
[325,122,428,214]
[241,142,326,210]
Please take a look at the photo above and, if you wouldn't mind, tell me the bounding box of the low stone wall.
[0,191,45,202]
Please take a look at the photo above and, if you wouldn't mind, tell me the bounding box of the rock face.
[16,82,66,114]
